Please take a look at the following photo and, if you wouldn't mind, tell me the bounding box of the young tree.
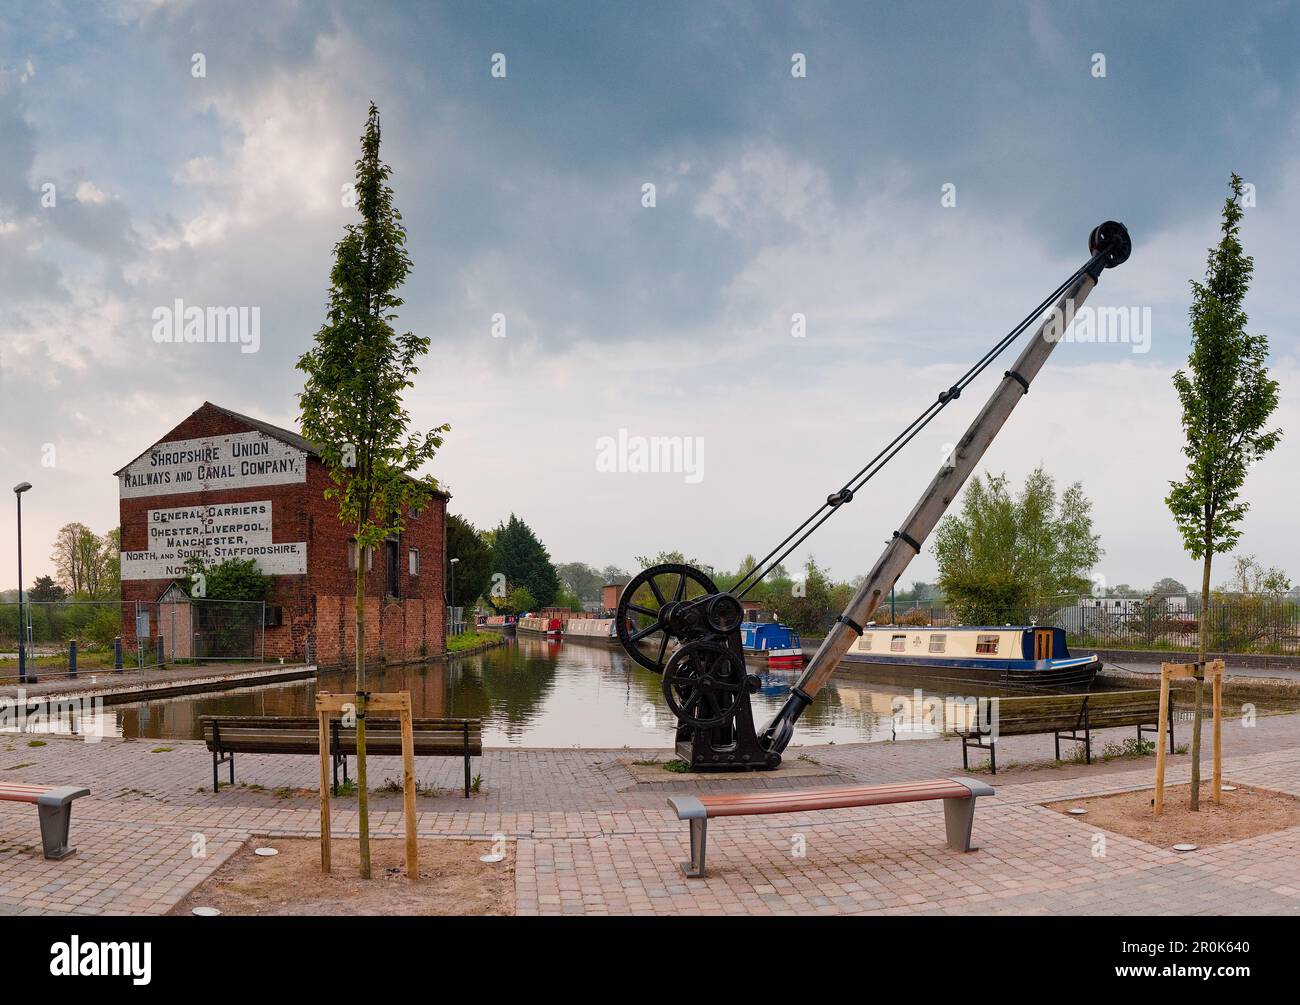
[297,102,449,876]
[1166,174,1281,810]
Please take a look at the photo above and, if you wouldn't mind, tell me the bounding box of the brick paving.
[1,711,1298,916]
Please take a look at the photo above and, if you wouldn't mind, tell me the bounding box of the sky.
[0,0,1297,595]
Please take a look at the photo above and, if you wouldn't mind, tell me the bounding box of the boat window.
[929,634,946,653]
[859,634,871,651]
[976,634,999,654]
[890,634,907,652]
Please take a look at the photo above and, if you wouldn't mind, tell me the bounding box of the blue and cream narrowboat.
[740,622,804,669]
[841,625,1098,688]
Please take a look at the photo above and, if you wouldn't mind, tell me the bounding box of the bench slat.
[669,777,994,877]
[694,779,977,817]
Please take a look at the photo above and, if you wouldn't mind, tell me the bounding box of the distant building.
[116,401,448,666]
[1079,595,1189,614]
[601,583,625,614]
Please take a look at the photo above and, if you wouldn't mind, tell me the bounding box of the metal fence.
[447,605,466,636]
[1,597,266,680]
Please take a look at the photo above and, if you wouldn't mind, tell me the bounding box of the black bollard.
[68,639,77,679]
[114,635,123,672]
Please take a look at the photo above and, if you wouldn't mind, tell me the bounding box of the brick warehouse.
[116,401,448,666]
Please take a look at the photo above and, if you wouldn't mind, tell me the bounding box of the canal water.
[7,636,1062,747]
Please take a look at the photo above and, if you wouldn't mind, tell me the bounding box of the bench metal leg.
[464,754,471,798]
[37,798,77,860]
[682,817,708,878]
[961,736,968,770]
[212,751,233,792]
[942,796,978,852]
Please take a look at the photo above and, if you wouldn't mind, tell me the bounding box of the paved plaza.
[2,712,1298,916]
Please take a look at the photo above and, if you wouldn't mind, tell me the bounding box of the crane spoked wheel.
[662,641,754,728]
[615,563,739,675]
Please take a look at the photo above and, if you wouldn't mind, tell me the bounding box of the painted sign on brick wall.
[121,500,307,580]
[119,431,307,498]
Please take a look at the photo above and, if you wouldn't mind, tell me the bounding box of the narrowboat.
[562,617,621,644]
[482,614,517,633]
[840,625,1098,688]
[517,616,563,638]
[740,622,805,670]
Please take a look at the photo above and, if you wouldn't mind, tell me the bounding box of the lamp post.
[13,482,32,685]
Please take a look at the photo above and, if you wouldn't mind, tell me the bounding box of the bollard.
[157,634,166,667]
[68,639,78,679]
[114,636,123,672]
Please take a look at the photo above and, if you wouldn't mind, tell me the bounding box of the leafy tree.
[181,556,274,601]
[556,561,604,601]
[1166,174,1281,809]
[493,585,535,616]
[633,549,706,570]
[493,515,559,608]
[296,102,449,877]
[97,528,121,599]
[783,556,834,634]
[28,575,66,602]
[1219,554,1290,596]
[1150,577,1188,598]
[932,467,1102,623]
[552,587,584,611]
[446,514,492,608]
[599,565,630,586]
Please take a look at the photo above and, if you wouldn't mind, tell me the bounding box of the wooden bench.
[667,777,993,878]
[956,689,1172,774]
[200,715,482,797]
[0,781,90,860]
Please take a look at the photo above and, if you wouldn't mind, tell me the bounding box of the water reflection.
[7,637,1073,747]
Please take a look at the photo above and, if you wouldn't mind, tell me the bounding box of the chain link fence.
[1,597,266,681]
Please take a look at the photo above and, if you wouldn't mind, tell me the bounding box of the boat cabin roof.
[865,625,1054,632]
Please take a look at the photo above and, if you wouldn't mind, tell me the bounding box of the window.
[928,633,946,654]
[385,539,400,598]
[347,541,374,572]
[976,634,1000,655]
[859,633,871,651]
[409,548,420,576]
[890,634,907,653]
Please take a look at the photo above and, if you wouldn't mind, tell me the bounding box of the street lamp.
[449,557,459,608]
[13,482,32,685]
